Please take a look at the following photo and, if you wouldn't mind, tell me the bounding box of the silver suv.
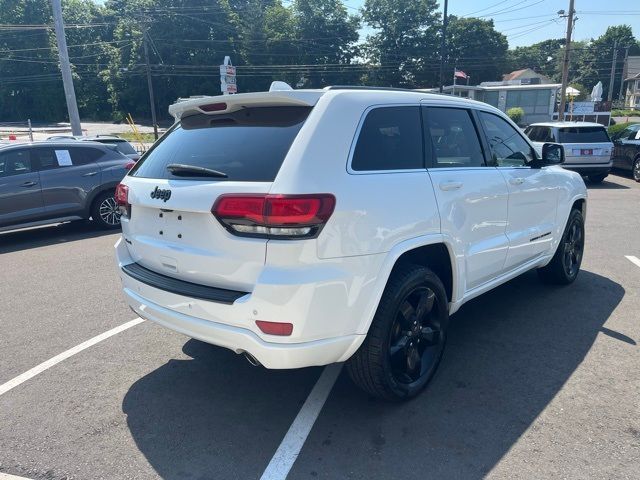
[0,141,133,232]
[524,122,613,183]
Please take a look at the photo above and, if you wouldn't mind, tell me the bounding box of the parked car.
[47,135,141,161]
[115,85,586,401]
[0,141,134,232]
[524,121,613,183]
[610,123,640,182]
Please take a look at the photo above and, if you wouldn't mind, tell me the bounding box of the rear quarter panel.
[271,91,441,260]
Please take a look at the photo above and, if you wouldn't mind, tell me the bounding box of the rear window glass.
[96,140,137,155]
[558,127,610,143]
[130,106,311,181]
[351,106,423,171]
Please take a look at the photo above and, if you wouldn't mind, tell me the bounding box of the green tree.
[445,16,508,84]
[508,39,564,80]
[361,0,440,87]
[292,0,360,87]
[572,26,640,100]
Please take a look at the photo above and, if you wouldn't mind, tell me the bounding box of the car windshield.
[129,106,311,181]
[558,127,610,143]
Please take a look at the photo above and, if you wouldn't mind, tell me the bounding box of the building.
[501,68,553,85]
[429,83,561,125]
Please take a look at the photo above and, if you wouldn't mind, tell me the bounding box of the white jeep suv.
[115,85,587,400]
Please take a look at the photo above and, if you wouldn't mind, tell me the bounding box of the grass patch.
[611,109,640,117]
[115,132,158,143]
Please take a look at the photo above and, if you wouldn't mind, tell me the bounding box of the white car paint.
[115,87,587,369]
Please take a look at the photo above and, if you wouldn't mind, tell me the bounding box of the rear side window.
[526,126,555,142]
[351,106,423,171]
[423,107,485,168]
[69,147,103,165]
[558,127,610,143]
[131,106,311,181]
[0,149,31,177]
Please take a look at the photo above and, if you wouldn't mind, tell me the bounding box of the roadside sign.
[220,56,237,95]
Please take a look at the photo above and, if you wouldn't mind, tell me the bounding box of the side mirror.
[538,142,565,166]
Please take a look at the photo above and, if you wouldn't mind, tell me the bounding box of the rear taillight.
[212,194,335,239]
[115,183,130,217]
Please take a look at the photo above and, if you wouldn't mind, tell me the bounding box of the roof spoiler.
[168,88,322,120]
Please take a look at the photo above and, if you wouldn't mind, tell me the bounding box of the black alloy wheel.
[347,265,449,401]
[389,286,444,386]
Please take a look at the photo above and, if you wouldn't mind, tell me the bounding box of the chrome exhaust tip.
[243,351,262,367]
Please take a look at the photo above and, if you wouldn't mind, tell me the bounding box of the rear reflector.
[255,320,293,336]
[212,194,335,239]
[199,102,227,112]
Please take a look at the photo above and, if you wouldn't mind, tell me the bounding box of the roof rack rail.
[325,85,423,93]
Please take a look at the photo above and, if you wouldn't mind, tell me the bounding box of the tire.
[90,190,121,229]
[587,173,607,184]
[537,209,584,285]
[346,264,449,401]
[633,157,640,183]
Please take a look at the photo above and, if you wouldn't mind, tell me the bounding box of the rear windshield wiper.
[166,163,228,178]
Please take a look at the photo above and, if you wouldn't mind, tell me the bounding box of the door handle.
[20,181,37,187]
[509,177,525,185]
[439,181,463,191]
[82,171,98,177]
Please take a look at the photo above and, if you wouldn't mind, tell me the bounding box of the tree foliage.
[1,0,638,122]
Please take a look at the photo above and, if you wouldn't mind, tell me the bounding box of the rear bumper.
[124,287,361,369]
[562,162,612,176]
[115,237,378,369]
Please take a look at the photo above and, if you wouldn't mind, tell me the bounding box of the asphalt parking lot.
[1,173,639,480]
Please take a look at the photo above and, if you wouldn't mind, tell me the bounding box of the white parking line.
[260,363,343,480]
[625,255,640,269]
[0,318,144,397]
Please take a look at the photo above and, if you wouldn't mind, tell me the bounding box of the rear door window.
[423,107,485,168]
[130,106,311,181]
[351,106,424,171]
[558,127,610,143]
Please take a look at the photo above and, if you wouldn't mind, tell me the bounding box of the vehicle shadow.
[122,340,322,480]
[122,270,623,480]
[287,269,625,479]
[0,221,117,254]
[585,178,630,189]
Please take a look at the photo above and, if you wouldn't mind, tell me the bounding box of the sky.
[343,0,640,48]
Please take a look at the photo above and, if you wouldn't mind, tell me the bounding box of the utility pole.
[143,31,159,140]
[50,0,82,136]
[438,0,449,93]
[618,45,630,101]
[558,0,575,122]
[607,40,619,102]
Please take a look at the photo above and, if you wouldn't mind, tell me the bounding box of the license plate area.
[580,149,593,155]
[157,209,186,241]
